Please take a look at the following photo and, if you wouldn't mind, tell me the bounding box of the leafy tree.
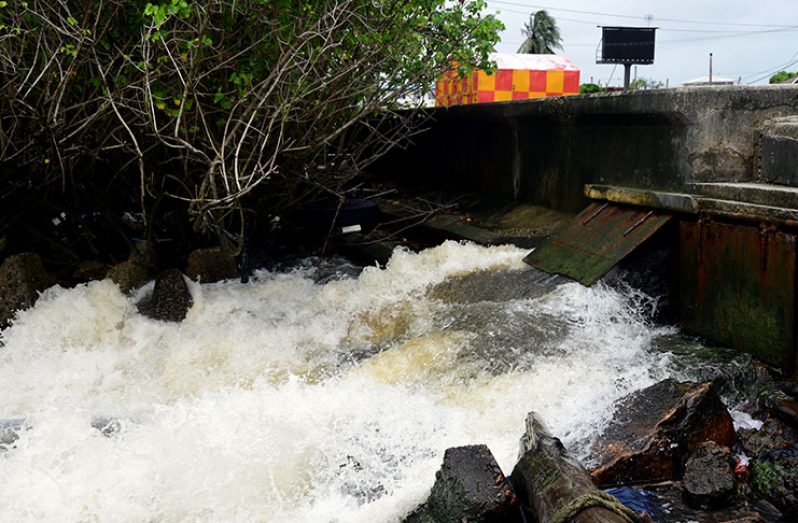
[629,77,664,91]
[769,71,798,84]
[517,10,561,54]
[579,83,605,94]
[0,0,502,253]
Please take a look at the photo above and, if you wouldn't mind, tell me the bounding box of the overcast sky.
[483,0,798,86]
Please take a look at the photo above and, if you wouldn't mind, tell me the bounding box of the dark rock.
[682,441,736,509]
[108,242,157,294]
[645,485,783,522]
[0,252,55,325]
[91,416,122,437]
[751,444,798,515]
[0,418,26,451]
[186,246,238,283]
[768,392,798,429]
[738,418,798,459]
[406,445,520,523]
[137,269,193,322]
[72,260,109,283]
[402,507,437,523]
[591,379,735,486]
[751,499,785,522]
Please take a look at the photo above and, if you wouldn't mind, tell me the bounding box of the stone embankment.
[0,243,240,327]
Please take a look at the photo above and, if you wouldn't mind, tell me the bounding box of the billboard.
[599,27,656,64]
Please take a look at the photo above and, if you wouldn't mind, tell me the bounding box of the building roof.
[779,75,798,84]
[682,75,735,86]
[490,53,579,71]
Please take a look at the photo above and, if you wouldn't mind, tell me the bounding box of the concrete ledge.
[688,182,798,209]
[585,185,698,213]
[586,184,798,225]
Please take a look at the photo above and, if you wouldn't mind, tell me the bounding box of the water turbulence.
[0,241,683,522]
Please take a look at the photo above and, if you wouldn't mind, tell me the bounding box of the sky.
[483,0,798,86]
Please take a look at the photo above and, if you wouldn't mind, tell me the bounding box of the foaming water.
[0,241,678,522]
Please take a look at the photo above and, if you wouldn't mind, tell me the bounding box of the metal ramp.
[523,202,672,286]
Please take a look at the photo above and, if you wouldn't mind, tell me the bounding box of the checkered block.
[436,68,580,107]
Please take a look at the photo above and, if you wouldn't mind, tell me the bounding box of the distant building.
[780,75,798,85]
[436,53,580,107]
[682,75,735,86]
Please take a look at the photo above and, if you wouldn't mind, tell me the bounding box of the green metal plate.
[523,202,672,286]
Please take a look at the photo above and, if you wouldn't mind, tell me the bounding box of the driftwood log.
[510,413,642,523]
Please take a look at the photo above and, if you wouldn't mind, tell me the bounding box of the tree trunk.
[510,412,641,523]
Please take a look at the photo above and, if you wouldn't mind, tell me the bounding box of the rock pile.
[405,378,798,522]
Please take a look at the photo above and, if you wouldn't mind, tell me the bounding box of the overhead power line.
[747,55,798,84]
[487,1,798,29]
[492,5,798,36]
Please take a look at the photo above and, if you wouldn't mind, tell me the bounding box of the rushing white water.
[0,241,679,522]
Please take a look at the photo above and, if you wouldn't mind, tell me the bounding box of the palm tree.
[517,10,562,54]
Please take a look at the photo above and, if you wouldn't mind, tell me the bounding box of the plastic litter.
[605,486,661,520]
[761,443,798,461]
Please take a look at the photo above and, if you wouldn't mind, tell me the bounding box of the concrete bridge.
[373,86,798,373]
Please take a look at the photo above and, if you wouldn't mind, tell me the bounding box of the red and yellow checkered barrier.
[435,54,580,107]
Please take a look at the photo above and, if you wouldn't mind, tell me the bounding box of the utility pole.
[709,53,713,84]
[624,64,632,89]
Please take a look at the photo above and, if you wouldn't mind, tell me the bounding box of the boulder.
[750,444,798,515]
[590,379,735,486]
[738,418,797,459]
[186,246,238,283]
[682,441,736,509]
[137,269,193,322]
[0,252,55,325]
[108,242,157,294]
[405,445,520,523]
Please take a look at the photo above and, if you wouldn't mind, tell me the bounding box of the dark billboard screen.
[601,27,656,64]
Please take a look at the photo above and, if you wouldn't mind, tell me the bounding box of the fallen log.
[510,412,642,523]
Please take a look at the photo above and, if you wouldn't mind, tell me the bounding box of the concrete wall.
[373,86,798,213]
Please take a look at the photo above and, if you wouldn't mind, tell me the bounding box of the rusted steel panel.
[523,202,672,286]
[680,221,797,372]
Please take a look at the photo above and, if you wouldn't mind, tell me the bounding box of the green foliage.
[579,83,605,94]
[517,10,561,54]
[629,77,664,91]
[144,0,192,27]
[752,461,778,494]
[0,0,503,244]
[769,70,798,84]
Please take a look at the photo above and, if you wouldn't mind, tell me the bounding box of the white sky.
[484,0,798,86]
